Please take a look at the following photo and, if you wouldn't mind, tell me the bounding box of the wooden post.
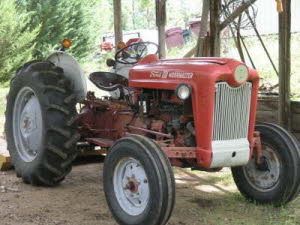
[113,0,123,49]
[278,0,291,129]
[156,0,167,59]
[209,0,221,56]
[195,0,210,57]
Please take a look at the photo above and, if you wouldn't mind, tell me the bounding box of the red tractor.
[5,40,300,225]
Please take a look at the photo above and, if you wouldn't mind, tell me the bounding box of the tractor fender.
[47,52,87,101]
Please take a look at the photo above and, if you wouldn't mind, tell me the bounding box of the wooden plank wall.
[256,97,300,141]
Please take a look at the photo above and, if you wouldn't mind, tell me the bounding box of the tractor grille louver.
[212,82,252,141]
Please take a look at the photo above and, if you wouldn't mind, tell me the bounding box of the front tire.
[5,61,80,186]
[232,123,300,206]
[103,135,175,225]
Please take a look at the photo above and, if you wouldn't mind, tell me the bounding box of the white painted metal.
[13,87,43,162]
[210,82,252,168]
[113,157,149,216]
[112,62,133,79]
[47,52,87,101]
[213,82,252,141]
[211,138,250,168]
[234,65,248,83]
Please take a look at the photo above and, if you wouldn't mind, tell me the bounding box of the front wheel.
[103,135,175,225]
[232,123,300,206]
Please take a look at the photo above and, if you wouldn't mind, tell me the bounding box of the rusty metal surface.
[252,131,263,164]
[85,138,114,148]
[162,147,196,159]
[243,143,281,191]
[127,125,172,138]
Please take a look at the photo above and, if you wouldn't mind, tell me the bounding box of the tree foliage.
[0,0,204,84]
[16,0,99,60]
[120,0,203,31]
[0,0,38,83]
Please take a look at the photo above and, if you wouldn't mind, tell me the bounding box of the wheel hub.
[255,156,270,171]
[20,97,39,136]
[244,144,281,191]
[125,177,139,193]
[113,158,149,216]
[13,87,43,162]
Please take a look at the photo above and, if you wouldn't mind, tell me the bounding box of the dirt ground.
[1,157,300,225]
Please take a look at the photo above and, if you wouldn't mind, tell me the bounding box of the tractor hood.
[129,54,258,90]
[152,57,231,65]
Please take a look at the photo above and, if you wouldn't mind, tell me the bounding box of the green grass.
[174,168,300,225]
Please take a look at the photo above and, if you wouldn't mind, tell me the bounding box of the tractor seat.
[89,72,128,92]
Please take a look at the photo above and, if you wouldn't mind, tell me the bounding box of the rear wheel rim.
[113,157,150,216]
[243,143,281,192]
[13,87,43,162]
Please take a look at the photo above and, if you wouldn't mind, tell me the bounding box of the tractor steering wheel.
[115,42,158,65]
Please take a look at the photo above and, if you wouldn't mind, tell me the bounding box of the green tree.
[122,0,156,30]
[17,0,99,61]
[0,0,38,83]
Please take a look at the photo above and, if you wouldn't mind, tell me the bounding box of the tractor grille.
[212,82,252,141]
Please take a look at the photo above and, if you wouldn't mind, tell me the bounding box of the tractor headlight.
[234,64,248,84]
[175,84,191,100]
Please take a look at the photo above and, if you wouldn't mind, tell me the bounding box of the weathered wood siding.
[256,97,300,141]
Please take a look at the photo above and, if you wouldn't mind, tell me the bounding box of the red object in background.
[188,17,211,36]
[165,27,184,49]
[188,18,201,35]
[126,38,143,46]
[101,42,114,51]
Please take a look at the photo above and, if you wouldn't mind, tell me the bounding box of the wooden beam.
[219,0,258,31]
[113,0,123,49]
[278,0,291,129]
[195,0,210,57]
[236,16,245,62]
[184,47,196,58]
[245,9,278,76]
[156,0,167,59]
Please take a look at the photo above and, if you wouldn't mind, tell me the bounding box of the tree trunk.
[113,0,123,49]
[209,0,221,56]
[156,0,167,59]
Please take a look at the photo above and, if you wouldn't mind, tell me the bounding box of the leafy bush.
[17,0,99,61]
[0,0,38,83]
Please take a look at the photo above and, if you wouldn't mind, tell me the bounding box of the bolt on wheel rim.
[13,87,43,162]
[243,144,281,192]
[113,157,149,216]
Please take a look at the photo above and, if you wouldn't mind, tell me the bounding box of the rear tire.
[103,135,175,225]
[5,61,80,186]
[232,123,300,206]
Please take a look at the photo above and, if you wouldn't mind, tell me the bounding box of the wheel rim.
[13,87,43,162]
[243,143,281,192]
[113,157,150,216]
